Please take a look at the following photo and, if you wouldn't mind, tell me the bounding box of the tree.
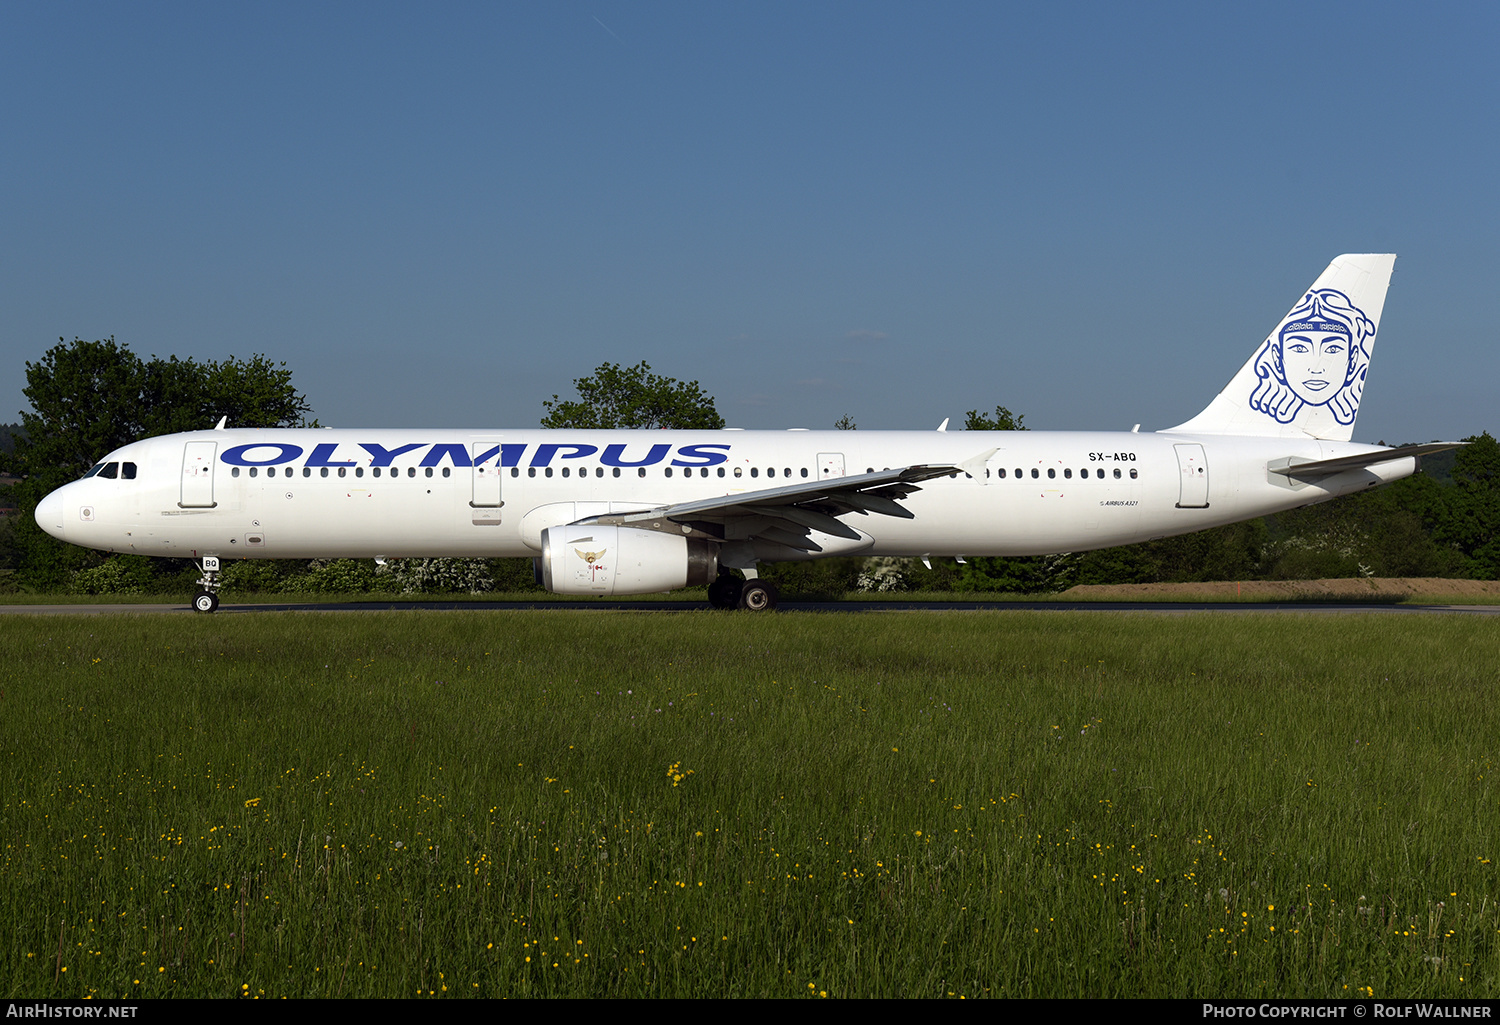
[139,353,315,436]
[541,361,724,429]
[1433,432,1500,578]
[3,337,314,587]
[963,405,1027,431]
[834,414,857,430]
[7,338,313,483]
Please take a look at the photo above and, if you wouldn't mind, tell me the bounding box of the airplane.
[34,253,1459,612]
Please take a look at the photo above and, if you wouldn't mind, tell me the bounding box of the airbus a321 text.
[36,254,1457,612]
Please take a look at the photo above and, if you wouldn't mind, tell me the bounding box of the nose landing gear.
[193,556,222,613]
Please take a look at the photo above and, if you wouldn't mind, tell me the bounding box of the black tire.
[707,575,743,609]
[193,590,220,614]
[737,578,778,612]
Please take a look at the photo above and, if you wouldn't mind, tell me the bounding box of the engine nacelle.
[537,524,717,596]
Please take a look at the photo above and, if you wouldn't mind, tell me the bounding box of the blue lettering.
[600,443,671,468]
[359,443,424,466]
[420,444,472,468]
[530,443,599,467]
[222,443,304,467]
[305,442,357,468]
[472,443,526,467]
[672,444,730,467]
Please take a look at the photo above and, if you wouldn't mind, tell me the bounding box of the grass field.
[2,610,1497,998]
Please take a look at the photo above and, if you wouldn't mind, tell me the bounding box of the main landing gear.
[707,572,779,612]
[193,555,222,613]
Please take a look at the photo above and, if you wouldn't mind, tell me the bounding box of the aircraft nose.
[35,488,66,540]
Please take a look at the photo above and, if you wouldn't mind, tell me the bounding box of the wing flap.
[571,461,967,550]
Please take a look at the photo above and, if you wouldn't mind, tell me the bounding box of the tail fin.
[1163,254,1396,441]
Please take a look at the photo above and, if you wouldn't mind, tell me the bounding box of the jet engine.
[536,524,717,596]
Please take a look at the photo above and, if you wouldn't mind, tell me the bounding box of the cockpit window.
[82,463,104,479]
[121,462,137,479]
[97,462,119,479]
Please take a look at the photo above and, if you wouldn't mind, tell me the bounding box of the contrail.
[593,16,622,41]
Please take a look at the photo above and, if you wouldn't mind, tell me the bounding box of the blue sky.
[3,1,1496,443]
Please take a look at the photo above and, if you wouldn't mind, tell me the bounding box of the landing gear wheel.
[737,578,778,612]
[193,556,223,613]
[707,575,744,609]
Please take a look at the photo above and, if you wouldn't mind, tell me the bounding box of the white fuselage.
[36,427,1412,563]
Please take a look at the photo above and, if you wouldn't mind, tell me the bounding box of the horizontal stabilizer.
[1268,442,1464,479]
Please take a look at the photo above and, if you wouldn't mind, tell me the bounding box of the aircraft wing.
[1268,443,1465,480]
[573,463,965,553]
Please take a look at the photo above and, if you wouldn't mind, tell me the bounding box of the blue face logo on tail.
[1249,288,1375,426]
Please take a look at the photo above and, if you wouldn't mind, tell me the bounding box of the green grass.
[4,587,1495,605]
[2,611,1498,998]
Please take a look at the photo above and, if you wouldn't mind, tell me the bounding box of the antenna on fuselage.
[214,416,228,430]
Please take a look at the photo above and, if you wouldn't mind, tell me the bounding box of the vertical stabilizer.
[1163,254,1395,441]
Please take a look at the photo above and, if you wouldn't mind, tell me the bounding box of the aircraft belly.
[866,479,1151,556]
[173,479,526,559]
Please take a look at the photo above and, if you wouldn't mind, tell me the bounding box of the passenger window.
[356,467,364,478]
[510,468,518,477]
[665,468,673,478]
[1047,468,1055,479]
[1064,469,1072,479]
[372,467,381,477]
[409,468,416,477]
[766,468,774,478]
[321,467,329,478]
[1030,468,1039,478]
[303,467,311,478]
[1130,468,1138,479]
[751,468,759,478]
[997,468,1006,478]
[638,468,646,478]
[249,467,259,478]
[231,467,241,478]
[561,467,570,478]
[717,467,725,477]
[543,467,552,478]
[613,468,621,478]
[527,468,535,478]
[734,467,743,477]
[785,468,792,478]
[800,467,808,478]
[443,467,451,478]
[338,468,346,478]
